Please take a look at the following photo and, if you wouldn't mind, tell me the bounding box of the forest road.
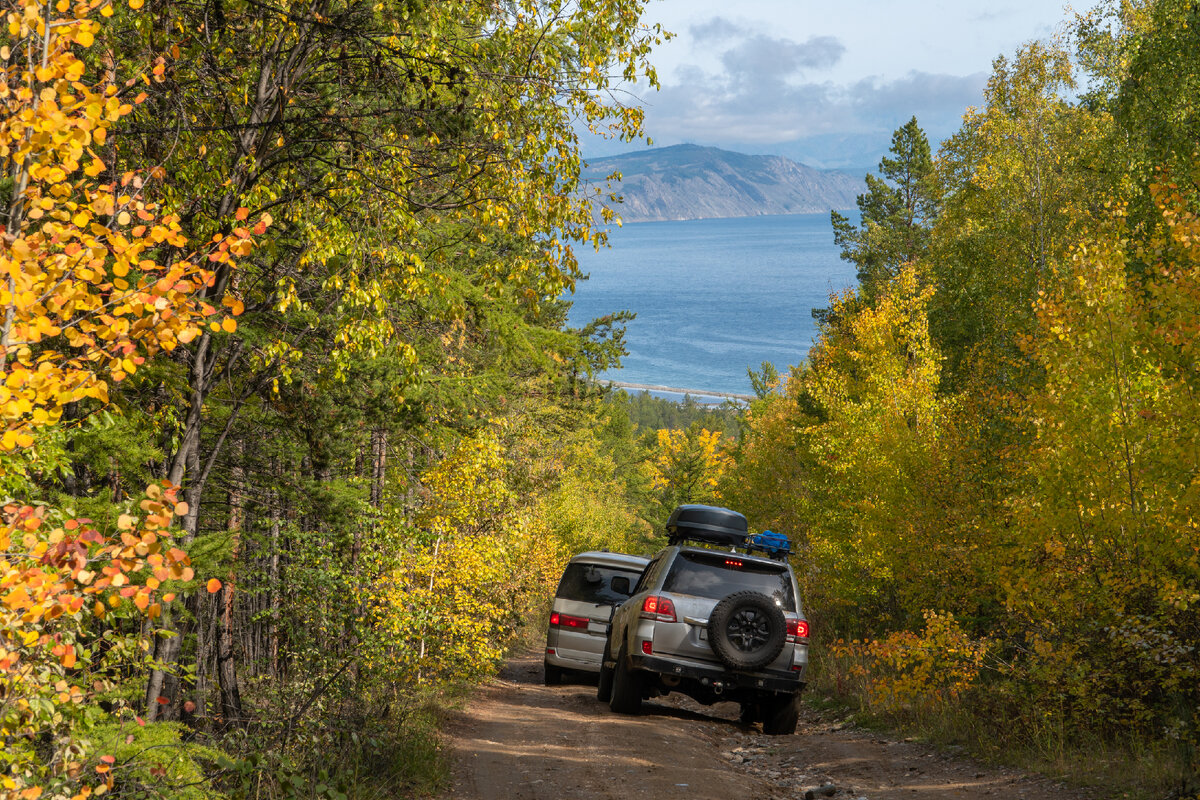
[443,652,1099,800]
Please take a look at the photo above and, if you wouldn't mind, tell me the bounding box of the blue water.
[566,213,857,396]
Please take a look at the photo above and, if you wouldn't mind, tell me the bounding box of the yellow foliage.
[416,428,511,536]
[361,427,560,689]
[357,406,648,695]
[0,1,261,793]
[0,0,266,466]
[831,611,988,714]
[645,426,732,512]
[794,265,953,614]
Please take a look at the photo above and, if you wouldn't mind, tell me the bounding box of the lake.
[566,212,857,399]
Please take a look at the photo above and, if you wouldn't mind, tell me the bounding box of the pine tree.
[829,117,937,304]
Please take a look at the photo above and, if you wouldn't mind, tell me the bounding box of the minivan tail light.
[787,618,810,641]
[550,612,590,630]
[640,595,677,622]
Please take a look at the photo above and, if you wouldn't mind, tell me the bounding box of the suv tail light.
[550,611,590,630]
[786,618,810,642]
[639,595,677,622]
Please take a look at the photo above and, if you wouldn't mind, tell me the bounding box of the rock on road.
[444,652,1097,800]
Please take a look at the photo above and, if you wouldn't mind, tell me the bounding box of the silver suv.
[544,550,650,685]
[599,505,809,735]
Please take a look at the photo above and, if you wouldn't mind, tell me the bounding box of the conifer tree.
[829,117,937,304]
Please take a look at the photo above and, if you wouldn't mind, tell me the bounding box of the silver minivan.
[544,550,649,685]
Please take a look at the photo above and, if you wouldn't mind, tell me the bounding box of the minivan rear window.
[662,552,795,610]
[555,563,643,605]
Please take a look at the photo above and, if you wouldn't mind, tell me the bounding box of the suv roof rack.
[666,504,748,547]
[666,505,792,561]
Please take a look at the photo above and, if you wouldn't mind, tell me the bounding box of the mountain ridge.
[582,144,864,223]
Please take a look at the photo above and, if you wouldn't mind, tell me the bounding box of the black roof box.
[666,504,748,547]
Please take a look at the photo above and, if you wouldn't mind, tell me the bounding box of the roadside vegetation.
[0,0,674,796]
[4,0,1199,798]
[719,3,1200,796]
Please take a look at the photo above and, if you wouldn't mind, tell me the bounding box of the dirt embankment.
[443,653,1098,800]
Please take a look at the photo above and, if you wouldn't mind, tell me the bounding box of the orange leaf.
[206,578,222,593]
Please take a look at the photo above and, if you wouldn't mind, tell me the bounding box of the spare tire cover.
[707,591,787,670]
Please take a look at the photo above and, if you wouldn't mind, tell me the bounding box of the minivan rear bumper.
[545,648,602,673]
[630,654,803,693]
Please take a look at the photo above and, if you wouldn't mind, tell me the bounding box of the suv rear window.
[662,551,795,611]
[555,563,642,605]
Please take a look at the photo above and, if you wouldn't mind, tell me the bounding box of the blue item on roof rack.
[746,530,791,559]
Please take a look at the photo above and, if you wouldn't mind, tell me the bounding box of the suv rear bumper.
[630,654,804,694]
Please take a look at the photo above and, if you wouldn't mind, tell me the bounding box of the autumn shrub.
[828,611,989,718]
[0,486,208,797]
[991,184,1200,783]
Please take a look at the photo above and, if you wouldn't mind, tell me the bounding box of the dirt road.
[444,652,1099,800]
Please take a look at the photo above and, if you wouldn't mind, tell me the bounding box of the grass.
[342,629,547,799]
[802,646,1195,800]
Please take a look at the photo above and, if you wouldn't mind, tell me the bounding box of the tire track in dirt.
[444,652,1099,800]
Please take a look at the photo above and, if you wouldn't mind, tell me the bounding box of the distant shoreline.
[602,380,754,403]
[598,208,856,226]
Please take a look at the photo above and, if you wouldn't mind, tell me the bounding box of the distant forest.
[607,389,743,439]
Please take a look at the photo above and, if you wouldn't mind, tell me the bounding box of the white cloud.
[582,2,1089,167]
[688,16,751,42]
[720,35,845,81]
[643,66,985,145]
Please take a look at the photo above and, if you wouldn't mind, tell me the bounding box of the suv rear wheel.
[543,661,563,686]
[762,694,800,735]
[707,591,787,670]
[609,643,642,715]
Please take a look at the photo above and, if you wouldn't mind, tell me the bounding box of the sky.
[584,0,1099,171]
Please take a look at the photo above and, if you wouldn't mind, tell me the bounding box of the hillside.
[582,144,864,222]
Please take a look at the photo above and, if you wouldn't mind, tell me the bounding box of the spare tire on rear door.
[707,591,786,670]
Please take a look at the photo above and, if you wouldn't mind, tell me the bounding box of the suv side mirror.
[610,576,631,597]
